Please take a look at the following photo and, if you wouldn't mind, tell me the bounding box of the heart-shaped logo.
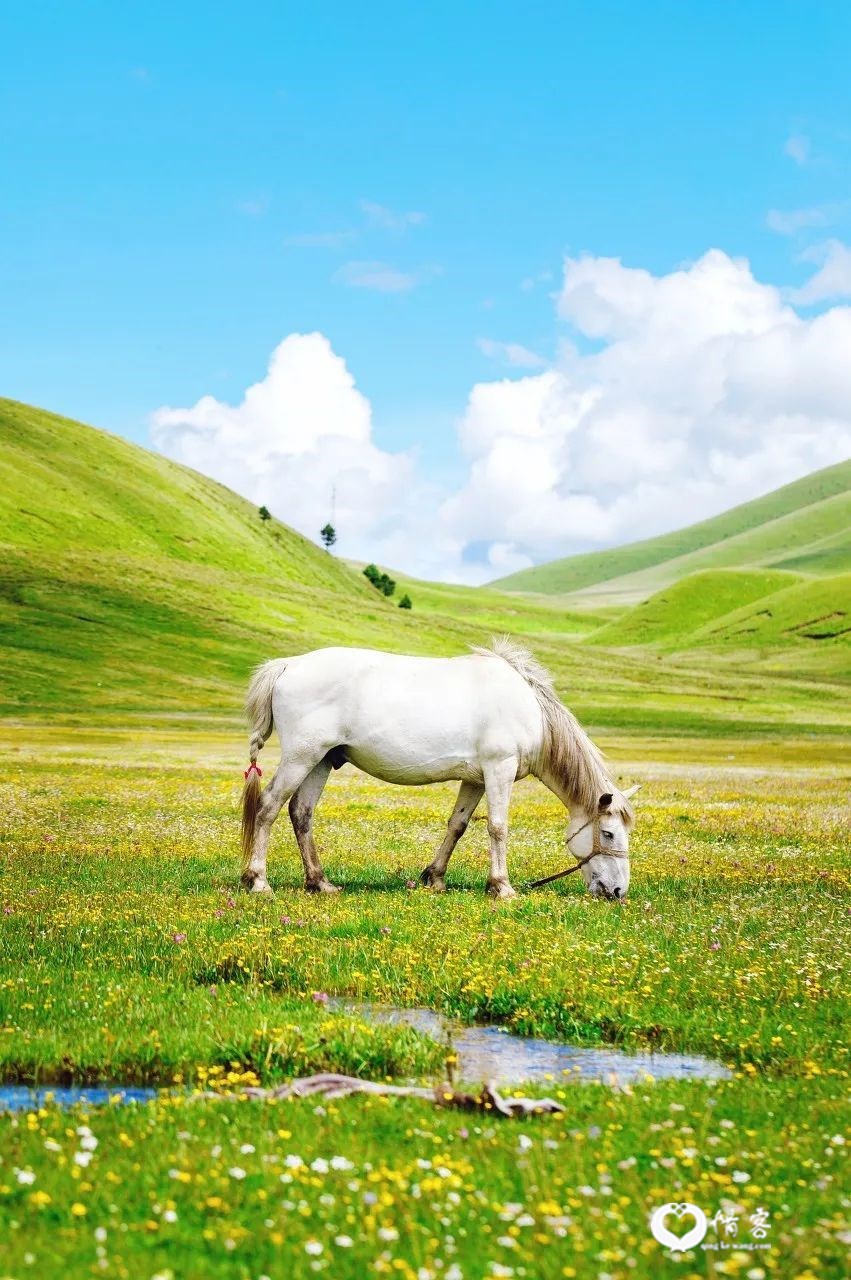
[649,1201,708,1251]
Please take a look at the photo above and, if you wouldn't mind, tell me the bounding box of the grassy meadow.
[1,400,849,1278]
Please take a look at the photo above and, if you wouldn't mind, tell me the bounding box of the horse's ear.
[598,793,613,811]
[622,784,641,799]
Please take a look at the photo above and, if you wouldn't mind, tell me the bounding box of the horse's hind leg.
[288,757,339,894]
[243,754,321,893]
[420,781,484,891]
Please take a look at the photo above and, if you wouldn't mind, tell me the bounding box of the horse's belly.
[344,745,482,786]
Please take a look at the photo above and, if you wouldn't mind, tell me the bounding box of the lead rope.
[528,814,629,890]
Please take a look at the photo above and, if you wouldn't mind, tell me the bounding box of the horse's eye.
[602,830,614,840]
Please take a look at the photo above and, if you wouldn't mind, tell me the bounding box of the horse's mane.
[472,637,634,827]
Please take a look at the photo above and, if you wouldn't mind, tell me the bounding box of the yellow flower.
[70,1202,87,1217]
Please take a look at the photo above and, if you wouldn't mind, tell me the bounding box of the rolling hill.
[493,460,851,601]
[1,398,848,737]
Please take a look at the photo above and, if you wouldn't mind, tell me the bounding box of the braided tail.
[240,658,288,878]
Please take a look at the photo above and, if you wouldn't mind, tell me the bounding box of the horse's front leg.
[483,758,518,899]
[421,781,484,890]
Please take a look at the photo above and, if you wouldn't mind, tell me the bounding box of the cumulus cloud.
[151,334,433,568]
[152,251,851,585]
[790,239,851,304]
[439,249,851,575]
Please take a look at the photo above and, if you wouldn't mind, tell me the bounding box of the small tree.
[398,593,412,609]
[259,505,271,522]
[363,564,396,598]
[320,523,337,550]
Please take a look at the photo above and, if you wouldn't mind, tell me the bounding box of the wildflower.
[305,1241,323,1256]
[710,941,721,951]
[311,1157,329,1172]
[334,1235,354,1247]
[239,1143,255,1154]
[732,1170,751,1184]
[71,1202,87,1217]
[15,1168,36,1184]
[517,1134,533,1151]
[311,991,329,1005]
[172,933,186,944]
[228,1167,247,1179]
[330,1156,353,1170]
[284,1154,303,1168]
[378,1227,399,1241]
[28,1190,51,1208]
[94,1228,107,1242]
[75,1151,93,1167]
[80,1134,98,1151]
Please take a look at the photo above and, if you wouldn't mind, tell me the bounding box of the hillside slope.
[493,460,851,598]
[1,400,848,736]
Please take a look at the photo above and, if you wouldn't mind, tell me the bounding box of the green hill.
[1,399,848,737]
[587,569,801,647]
[493,460,851,599]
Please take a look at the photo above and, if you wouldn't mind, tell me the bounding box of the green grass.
[2,400,850,1277]
[0,727,848,1277]
[494,457,851,597]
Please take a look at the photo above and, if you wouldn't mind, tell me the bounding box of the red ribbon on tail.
[244,762,263,780]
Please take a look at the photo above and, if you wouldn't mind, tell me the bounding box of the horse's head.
[567,784,639,900]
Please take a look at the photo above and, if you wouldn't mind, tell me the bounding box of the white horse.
[240,639,637,899]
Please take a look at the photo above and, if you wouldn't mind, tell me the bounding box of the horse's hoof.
[249,879,274,895]
[420,867,446,891]
[306,880,341,894]
[487,881,517,900]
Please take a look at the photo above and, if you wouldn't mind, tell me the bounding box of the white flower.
[489,1265,514,1278]
[80,1135,98,1152]
[446,1268,464,1280]
[285,1154,303,1168]
[228,1167,246,1180]
[831,1134,845,1146]
[239,1143,255,1154]
[515,1214,534,1227]
[44,1139,61,1153]
[311,1157,329,1173]
[732,1170,751,1184]
[211,1145,222,1157]
[76,1125,93,1137]
[334,1236,354,1248]
[163,1209,177,1223]
[94,1228,107,1243]
[15,1169,36,1185]
[377,1227,399,1242]
[330,1156,353,1170]
[305,1241,323,1256]
[74,1151,93,1167]
[497,1236,517,1248]
[517,1135,533,1151]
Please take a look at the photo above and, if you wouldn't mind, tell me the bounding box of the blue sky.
[3,2,851,579]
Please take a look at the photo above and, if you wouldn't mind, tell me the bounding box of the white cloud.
[477,338,547,369]
[784,132,810,165]
[334,260,439,293]
[439,249,851,573]
[284,230,356,249]
[360,200,426,231]
[766,204,841,236]
[790,239,851,304]
[151,334,423,564]
[152,251,851,585]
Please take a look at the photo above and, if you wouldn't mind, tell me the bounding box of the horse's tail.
[241,658,288,876]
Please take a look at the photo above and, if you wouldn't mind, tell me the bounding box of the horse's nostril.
[612,886,623,899]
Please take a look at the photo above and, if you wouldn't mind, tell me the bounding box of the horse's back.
[268,646,542,783]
